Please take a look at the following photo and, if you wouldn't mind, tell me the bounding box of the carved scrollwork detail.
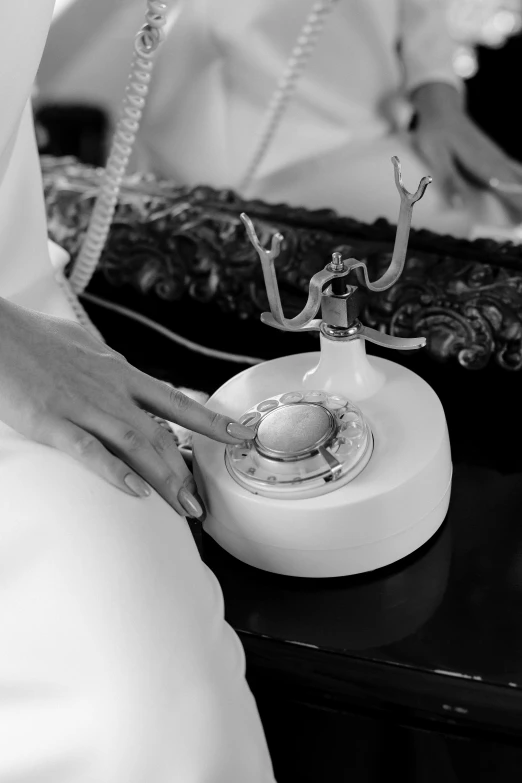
[41,156,522,371]
[361,253,522,370]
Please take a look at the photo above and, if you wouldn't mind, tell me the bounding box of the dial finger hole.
[327,395,348,410]
[339,410,360,422]
[257,399,279,412]
[304,391,327,404]
[240,411,262,426]
[280,392,303,404]
[345,421,364,436]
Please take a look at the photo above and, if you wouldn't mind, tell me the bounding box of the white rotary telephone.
[192,158,452,578]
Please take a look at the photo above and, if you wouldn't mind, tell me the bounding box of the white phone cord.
[67,0,170,297]
[239,0,340,193]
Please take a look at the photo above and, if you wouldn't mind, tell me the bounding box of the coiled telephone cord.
[68,0,169,298]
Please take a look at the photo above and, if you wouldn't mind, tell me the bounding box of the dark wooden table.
[87,292,522,782]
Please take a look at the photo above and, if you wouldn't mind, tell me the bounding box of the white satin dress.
[0,2,276,781]
[38,0,512,239]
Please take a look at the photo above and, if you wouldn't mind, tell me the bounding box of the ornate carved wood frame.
[42,156,522,371]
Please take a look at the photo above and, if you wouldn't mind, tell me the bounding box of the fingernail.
[226,422,256,440]
[178,487,205,518]
[193,491,207,522]
[124,474,151,497]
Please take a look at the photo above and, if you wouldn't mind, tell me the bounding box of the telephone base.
[193,352,452,578]
[201,484,451,577]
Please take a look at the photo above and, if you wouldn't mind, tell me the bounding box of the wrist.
[411,81,465,120]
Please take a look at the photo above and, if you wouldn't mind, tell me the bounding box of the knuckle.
[182,473,194,488]
[72,433,100,458]
[182,473,197,493]
[122,428,146,452]
[151,424,174,453]
[112,349,128,364]
[162,472,180,494]
[169,386,192,413]
[208,410,223,432]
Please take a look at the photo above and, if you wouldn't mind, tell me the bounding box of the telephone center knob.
[225,390,374,500]
[255,403,336,460]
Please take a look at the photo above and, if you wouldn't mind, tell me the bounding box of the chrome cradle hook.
[241,158,432,351]
[349,157,432,293]
[240,215,349,333]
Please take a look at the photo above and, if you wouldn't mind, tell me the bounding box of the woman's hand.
[411,82,522,218]
[0,298,256,518]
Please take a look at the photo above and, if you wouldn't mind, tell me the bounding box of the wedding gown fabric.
[38,0,511,238]
[0,2,275,781]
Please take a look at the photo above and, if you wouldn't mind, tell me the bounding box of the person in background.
[38,0,522,238]
[0,3,276,781]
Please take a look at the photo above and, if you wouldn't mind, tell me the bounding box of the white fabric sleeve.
[0,0,77,316]
[398,0,463,95]
[0,0,54,183]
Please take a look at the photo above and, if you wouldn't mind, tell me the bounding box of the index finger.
[131,374,256,444]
